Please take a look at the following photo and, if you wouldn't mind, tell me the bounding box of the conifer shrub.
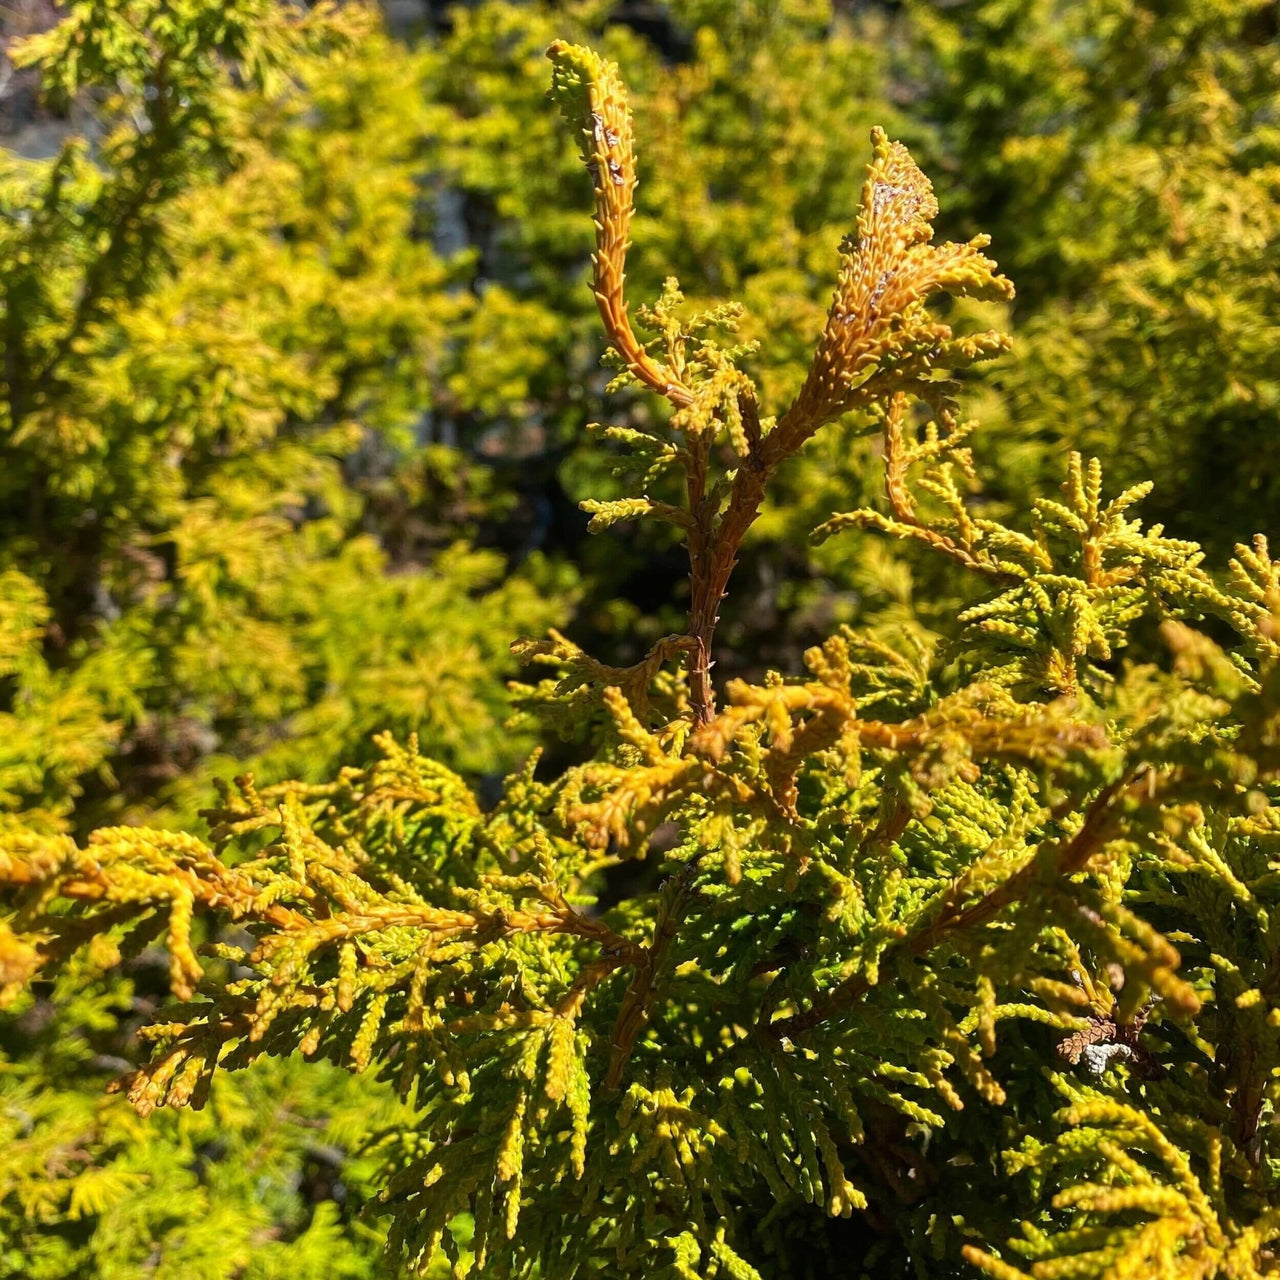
[900,0,1280,559]
[0,5,564,1274]
[0,0,571,836]
[5,33,1280,1280]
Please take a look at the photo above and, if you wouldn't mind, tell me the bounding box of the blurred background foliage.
[0,0,1275,1274]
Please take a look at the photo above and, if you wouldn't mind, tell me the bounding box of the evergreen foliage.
[412,0,1279,677]
[423,0,914,668]
[0,5,566,1275]
[903,0,1280,557]
[0,0,571,835]
[2,958,404,1279]
[5,32,1280,1279]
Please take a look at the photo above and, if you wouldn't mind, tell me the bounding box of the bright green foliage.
[0,1,571,833]
[1,6,570,1277]
[6,38,1280,1280]
[308,0,1280,666]
[1,958,407,1280]
[904,0,1280,556]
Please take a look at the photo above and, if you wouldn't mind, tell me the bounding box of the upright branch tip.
[547,41,692,408]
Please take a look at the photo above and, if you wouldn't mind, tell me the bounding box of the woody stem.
[685,430,717,727]
[686,391,775,727]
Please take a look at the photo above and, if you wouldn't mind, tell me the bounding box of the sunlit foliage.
[4,26,1279,1278]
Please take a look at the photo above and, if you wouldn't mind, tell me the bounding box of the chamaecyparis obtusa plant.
[4,40,1280,1280]
[0,0,575,840]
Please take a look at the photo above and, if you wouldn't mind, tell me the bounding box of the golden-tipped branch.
[547,41,693,408]
[772,128,1013,454]
[546,44,1014,726]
